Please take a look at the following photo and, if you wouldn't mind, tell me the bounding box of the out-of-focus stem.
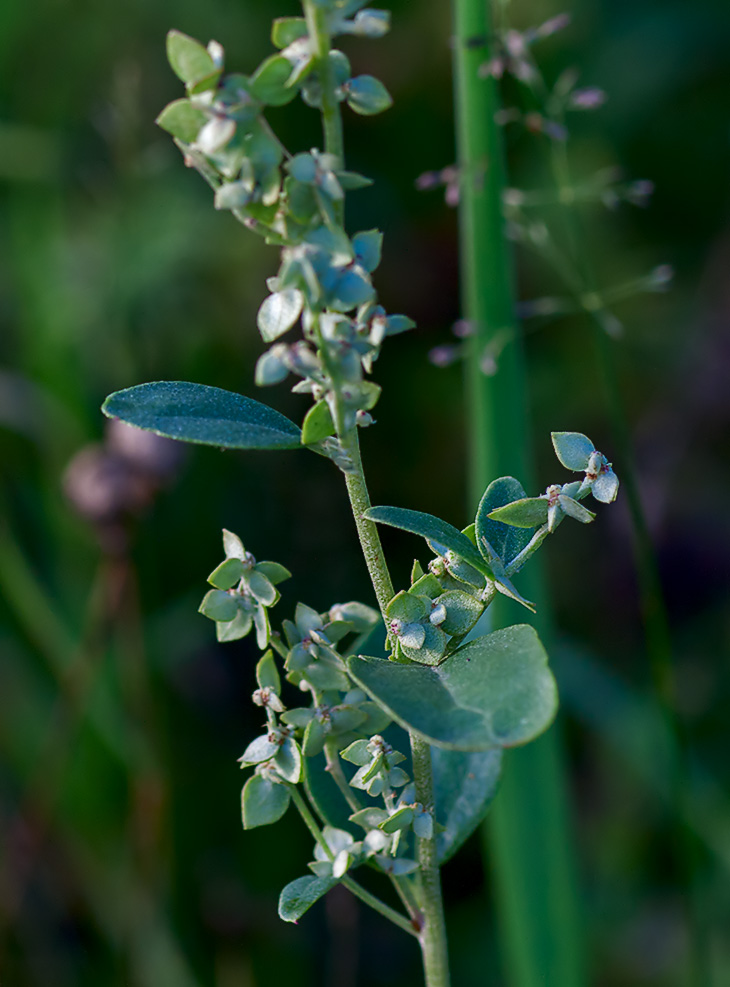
[452,1,586,985]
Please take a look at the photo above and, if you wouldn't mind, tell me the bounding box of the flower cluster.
[156,14,414,462]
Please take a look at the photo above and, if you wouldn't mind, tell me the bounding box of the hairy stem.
[339,430,395,617]
[411,733,450,987]
[303,5,451,982]
[324,738,362,813]
[303,0,345,207]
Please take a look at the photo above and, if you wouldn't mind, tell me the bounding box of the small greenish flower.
[386,589,448,665]
[551,431,620,503]
[309,826,360,878]
[199,529,291,646]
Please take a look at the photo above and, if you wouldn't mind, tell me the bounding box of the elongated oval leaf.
[433,747,502,863]
[364,506,491,577]
[279,875,337,922]
[347,625,557,751]
[102,381,301,450]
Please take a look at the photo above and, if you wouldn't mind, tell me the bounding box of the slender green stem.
[288,785,416,937]
[269,632,289,660]
[411,733,450,987]
[302,5,451,981]
[392,872,423,921]
[303,0,345,218]
[321,734,421,925]
[289,784,333,847]
[341,876,418,938]
[339,429,395,618]
[324,738,362,813]
[505,525,549,578]
[339,429,450,983]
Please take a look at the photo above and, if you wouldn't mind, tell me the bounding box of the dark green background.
[1,0,729,983]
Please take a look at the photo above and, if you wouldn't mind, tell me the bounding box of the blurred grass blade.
[486,730,584,986]
[451,0,586,983]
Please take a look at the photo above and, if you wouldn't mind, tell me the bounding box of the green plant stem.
[339,430,451,985]
[288,785,417,937]
[324,738,362,813]
[303,0,345,191]
[338,425,452,984]
[339,429,395,617]
[452,2,585,986]
[314,732,421,924]
[340,875,417,939]
[303,6,450,981]
[505,526,549,577]
[411,733,450,987]
[269,632,289,660]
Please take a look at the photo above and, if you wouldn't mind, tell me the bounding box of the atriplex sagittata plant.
[102,3,619,984]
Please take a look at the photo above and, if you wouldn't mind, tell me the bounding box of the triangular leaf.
[257,289,303,342]
[347,625,557,751]
[558,495,596,523]
[592,468,619,503]
[156,99,207,142]
[251,54,299,106]
[345,75,393,115]
[271,17,308,48]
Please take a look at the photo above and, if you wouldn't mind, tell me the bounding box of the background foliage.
[1,0,729,984]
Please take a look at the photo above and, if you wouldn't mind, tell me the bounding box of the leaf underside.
[433,747,502,862]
